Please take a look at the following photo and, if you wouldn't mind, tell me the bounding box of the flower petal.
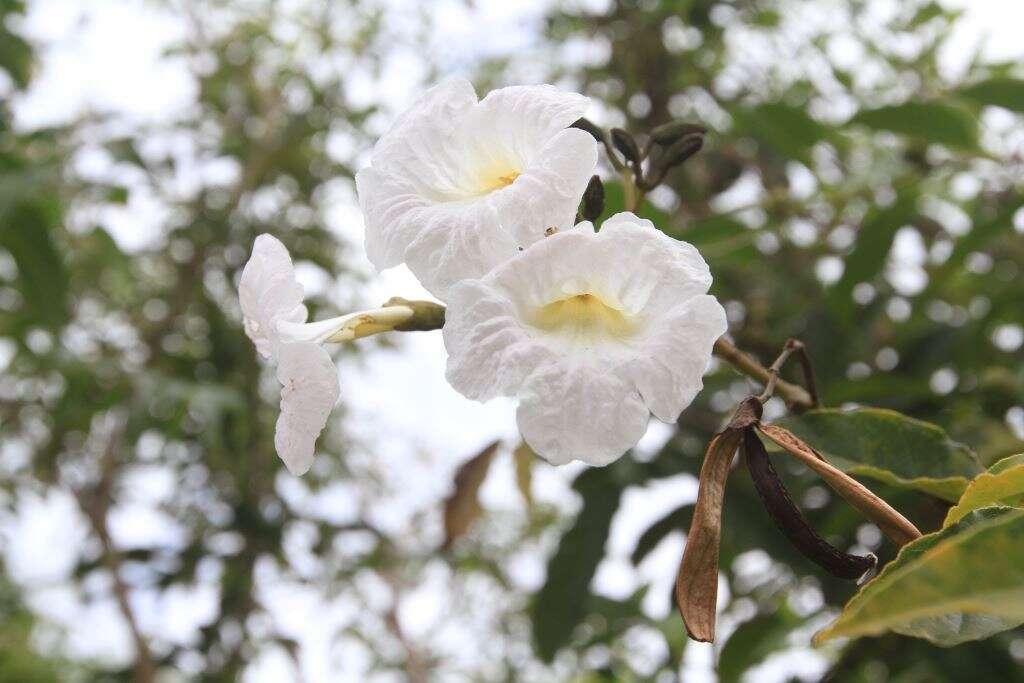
[368,77,480,198]
[443,279,556,401]
[485,214,713,318]
[239,234,308,359]
[630,294,727,422]
[273,342,340,476]
[357,168,521,297]
[465,84,590,164]
[441,211,726,467]
[357,80,595,299]
[491,128,598,248]
[516,361,649,466]
[597,212,714,314]
[407,197,521,299]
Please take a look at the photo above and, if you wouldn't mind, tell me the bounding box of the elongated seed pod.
[743,428,876,580]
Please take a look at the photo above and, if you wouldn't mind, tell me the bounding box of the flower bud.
[571,117,605,142]
[649,121,707,145]
[662,132,705,167]
[580,175,604,221]
[644,133,705,188]
[610,127,641,164]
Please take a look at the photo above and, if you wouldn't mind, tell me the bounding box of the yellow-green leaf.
[815,507,1024,646]
[773,408,982,502]
[944,454,1024,527]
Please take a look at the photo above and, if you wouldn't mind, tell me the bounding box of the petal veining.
[357,81,596,299]
[274,342,340,476]
[239,234,307,358]
[442,212,727,467]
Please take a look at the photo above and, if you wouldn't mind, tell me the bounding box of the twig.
[71,420,156,683]
[572,117,626,172]
[382,577,431,683]
[80,498,157,683]
[756,338,819,406]
[712,338,816,410]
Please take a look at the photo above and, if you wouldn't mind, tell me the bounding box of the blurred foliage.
[525,0,1024,678]
[0,0,1022,681]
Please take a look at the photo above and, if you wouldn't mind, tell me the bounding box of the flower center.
[478,169,520,195]
[530,293,635,339]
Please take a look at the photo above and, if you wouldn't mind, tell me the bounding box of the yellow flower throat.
[531,293,635,339]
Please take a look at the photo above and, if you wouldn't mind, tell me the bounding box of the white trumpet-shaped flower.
[356,77,598,299]
[443,213,728,467]
[239,234,414,475]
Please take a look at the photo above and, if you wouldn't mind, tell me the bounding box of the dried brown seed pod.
[743,428,876,580]
[675,397,763,643]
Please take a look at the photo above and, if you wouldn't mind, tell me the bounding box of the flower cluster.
[239,77,727,473]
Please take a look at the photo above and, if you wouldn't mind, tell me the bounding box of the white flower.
[442,213,727,467]
[356,77,597,299]
[239,234,414,475]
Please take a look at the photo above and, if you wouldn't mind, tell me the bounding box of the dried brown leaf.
[513,441,534,508]
[744,428,876,580]
[442,440,501,549]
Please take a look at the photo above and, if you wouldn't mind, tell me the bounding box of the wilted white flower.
[442,213,727,466]
[239,234,414,474]
[356,77,597,299]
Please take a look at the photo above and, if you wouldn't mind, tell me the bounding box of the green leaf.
[679,215,757,265]
[532,465,625,661]
[732,103,830,163]
[772,408,982,501]
[0,26,33,90]
[582,587,649,646]
[822,374,932,407]
[630,503,689,565]
[104,185,130,204]
[0,203,69,331]
[750,9,781,28]
[957,78,1024,113]
[930,198,1024,292]
[907,2,945,27]
[718,607,801,683]
[851,101,978,149]
[815,507,1024,646]
[944,454,1024,527]
[827,192,917,318]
